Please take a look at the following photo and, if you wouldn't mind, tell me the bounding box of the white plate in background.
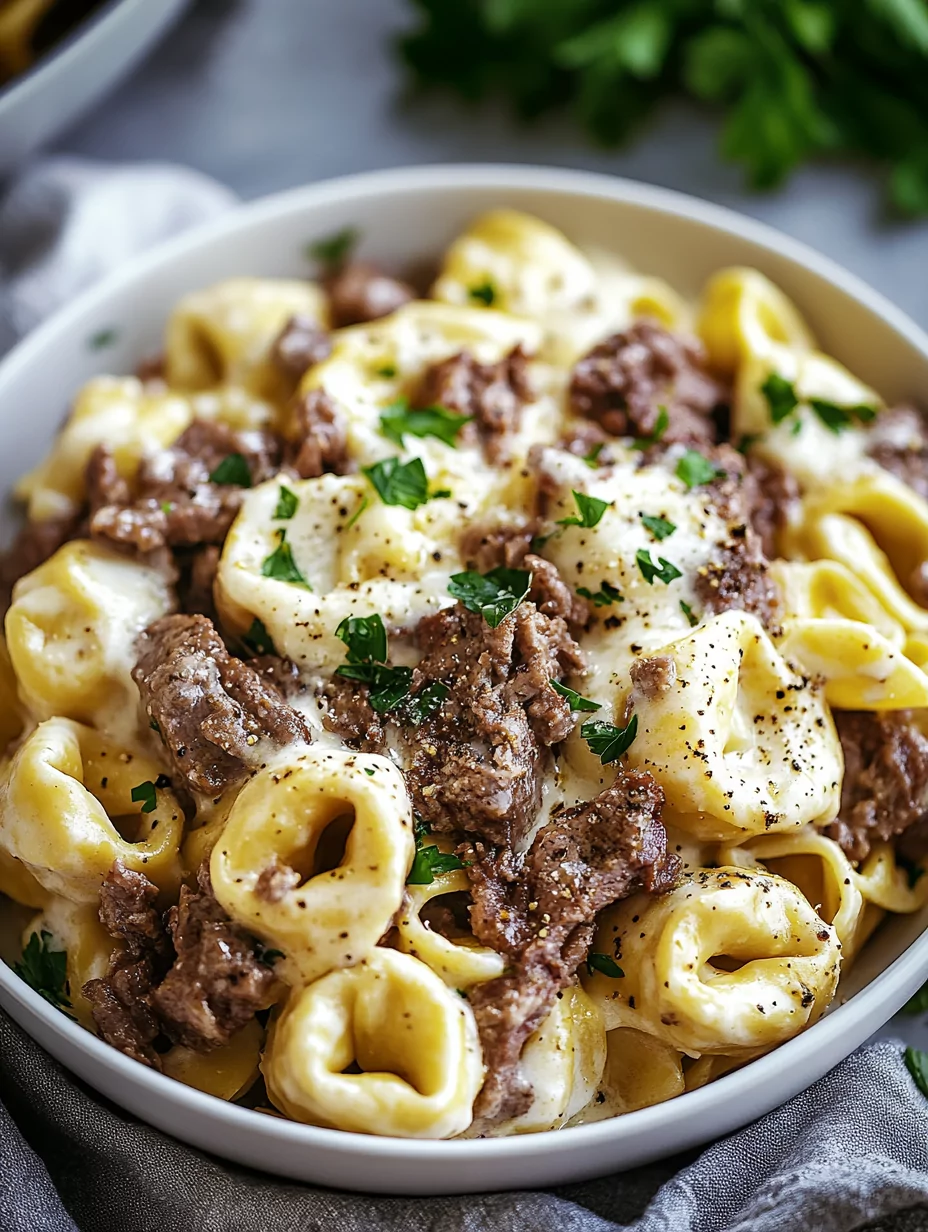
[0,165,926,1194]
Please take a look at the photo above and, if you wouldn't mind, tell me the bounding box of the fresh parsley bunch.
[400,0,928,213]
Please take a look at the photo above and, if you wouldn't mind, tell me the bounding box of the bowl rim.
[1,162,926,1162]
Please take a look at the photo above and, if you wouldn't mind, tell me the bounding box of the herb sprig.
[14,931,74,1017]
[581,713,639,764]
[408,819,468,885]
[380,398,472,448]
[448,567,532,628]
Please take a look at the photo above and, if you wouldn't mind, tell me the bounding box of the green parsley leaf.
[640,513,676,541]
[376,363,397,379]
[363,456,445,510]
[255,944,285,968]
[402,681,449,725]
[550,680,601,712]
[13,931,74,1016]
[243,618,276,656]
[261,529,312,589]
[557,490,612,530]
[901,981,928,1015]
[905,1046,928,1098]
[586,952,625,979]
[407,825,467,885]
[344,495,368,530]
[676,449,722,489]
[761,373,800,424]
[468,279,497,306]
[364,767,376,776]
[632,407,669,451]
[160,500,174,515]
[577,581,623,607]
[808,397,879,434]
[209,453,251,487]
[581,713,639,764]
[274,485,299,520]
[88,328,118,350]
[306,226,359,268]
[584,442,605,467]
[149,717,161,734]
[335,613,388,665]
[448,567,532,628]
[736,433,763,455]
[636,549,683,586]
[379,397,472,448]
[131,780,157,814]
[680,600,699,627]
[334,614,413,714]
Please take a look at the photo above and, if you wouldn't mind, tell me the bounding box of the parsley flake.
[403,681,449,725]
[632,407,669,451]
[761,373,878,434]
[636,549,682,586]
[88,328,118,350]
[363,456,448,510]
[407,820,467,885]
[379,397,472,448]
[676,449,722,489]
[131,780,158,814]
[583,442,605,467]
[376,363,397,379]
[901,981,928,1015]
[557,490,612,530]
[809,397,878,433]
[448,567,532,628]
[640,513,676,541]
[680,600,699,627]
[255,944,285,968]
[334,614,413,714]
[577,581,623,607]
[550,680,601,712]
[581,714,639,764]
[243,618,276,656]
[261,529,312,589]
[736,432,763,455]
[586,952,624,979]
[209,453,251,487]
[468,279,497,306]
[274,485,299,520]
[905,1046,928,1098]
[761,372,800,424]
[13,931,74,1016]
[306,226,359,268]
[344,495,368,530]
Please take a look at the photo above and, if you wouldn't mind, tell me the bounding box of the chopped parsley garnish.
[557,490,612,530]
[403,681,449,725]
[376,363,397,379]
[209,453,251,487]
[581,713,639,764]
[131,780,158,814]
[586,952,624,979]
[88,328,118,350]
[363,456,449,510]
[761,372,878,434]
[675,449,722,489]
[448,567,532,628]
[261,529,312,589]
[577,581,623,607]
[905,1047,928,1098]
[274,485,299,520]
[344,495,368,530]
[306,226,359,268]
[255,944,285,968]
[14,931,74,1017]
[583,442,605,467]
[736,432,763,455]
[243,618,276,656]
[640,513,676,541]
[901,981,928,1015]
[550,681,601,712]
[468,279,497,307]
[334,614,413,714]
[809,397,878,433]
[680,600,699,627]
[407,819,467,885]
[149,717,161,734]
[761,372,800,424]
[379,397,472,448]
[636,549,682,586]
[160,501,174,515]
[632,406,669,451]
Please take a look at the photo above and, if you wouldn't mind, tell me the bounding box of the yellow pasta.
[698,267,815,374]
[570,1028,685,1123]
[162,1019,264,1101]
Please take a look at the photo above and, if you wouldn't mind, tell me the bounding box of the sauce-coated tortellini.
[263,948,483,1138]
[583,867,841,1056]
[23,895,113,1029]
[0,719,183,903]
[211,749,414,984]
[570,1028,685,1124]
[697,267,815,374]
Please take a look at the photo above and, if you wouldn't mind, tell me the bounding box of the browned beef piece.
[321,676,386,753]
[271,313,331,381]
[630,654,677,699]
[249,654,307,702]
[82,861,173,1070]
[86,445,130,511]
[132,614,311,795]
[152,865,276,1049]
[826,711,928,863]
[0,511,82,611]
[285,389,351,480]
[416,346,533,464]
[176,544,220,620]
[558,420,615,464]
[463,769,679,1123]
[459,523,589,630]
[568,320,726,446]
[743,455,799,560]
[90,421,281,557]
[693,446,779,627]
[254,856,301,904]
[325,262,415,328]
[403,602,584,848]
[867,405,928,501]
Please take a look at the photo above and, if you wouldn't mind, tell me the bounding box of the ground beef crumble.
[867,405,928,501]
[462,770,680,1125]
[133,613,311,796]
[325,262,416,328]
[284,388,351,480]
[270,314,331,382]
[416,346,534,464]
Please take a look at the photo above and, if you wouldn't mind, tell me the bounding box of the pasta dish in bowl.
[0,167,926,1189]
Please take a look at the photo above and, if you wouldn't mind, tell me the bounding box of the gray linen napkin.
[1,158,928,1232]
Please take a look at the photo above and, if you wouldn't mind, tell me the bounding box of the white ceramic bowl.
[0,165,926,1195]
[0,0,188,172]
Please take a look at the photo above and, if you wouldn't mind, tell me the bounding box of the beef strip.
[826,710,928,863]
[325,262,415,328]
[285,388,351,479]
[403,601,585,848]
[568,320,727,447]
[462,769,680,1124]
[416,346,533,464]
[867,405,928,501]
[82,861,173,1070]
[152,864,276,1049]
[133,614,311,796]
[90,421,281,557]
[321,676,386,753]
[630,654,677,699]
[271,313,331,382]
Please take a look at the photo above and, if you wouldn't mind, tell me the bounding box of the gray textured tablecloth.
[1,158,928,1232]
